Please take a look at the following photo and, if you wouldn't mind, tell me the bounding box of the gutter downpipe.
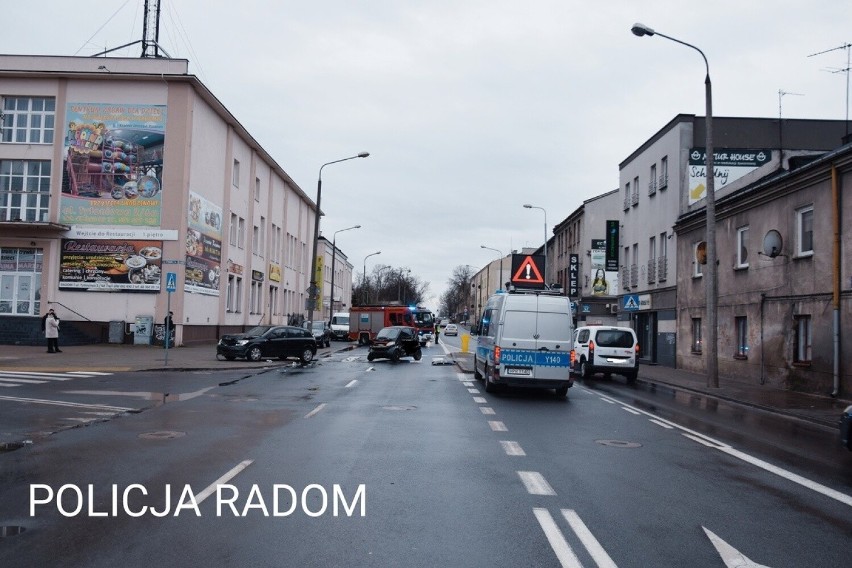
[759,292,766,385]
[831,165,841,398]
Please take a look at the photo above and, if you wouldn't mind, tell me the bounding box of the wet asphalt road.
[0,341,849,567]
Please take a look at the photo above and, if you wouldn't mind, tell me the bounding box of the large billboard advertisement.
[590,239,619,296]
[688,148,772,205]
[58,238,163,292]
[60,103,166,227]
[185,191,222,296]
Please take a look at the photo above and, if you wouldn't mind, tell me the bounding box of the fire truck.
[349,305,435,346]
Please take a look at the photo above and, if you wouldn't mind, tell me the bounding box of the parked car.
[304,320,333,347]
[572,325,639,382]
[367,326,423,362]
[443,323,459,336]
[216,325,317,363]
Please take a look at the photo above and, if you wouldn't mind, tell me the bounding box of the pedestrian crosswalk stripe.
[0,377,49,384]
[0,371,113,387]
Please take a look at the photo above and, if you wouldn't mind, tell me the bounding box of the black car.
[304,320,333,348]
[217,325,317,363]
[367,326,423,362]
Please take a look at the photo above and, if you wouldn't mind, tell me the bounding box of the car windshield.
[595,330,635,348]
[376,328,401,340]
[309,321,325,331]
[244,326,274,337]
[413,311,434,326]
[332,316,349,325]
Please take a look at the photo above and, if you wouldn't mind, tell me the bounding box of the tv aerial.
[808,42,852,137]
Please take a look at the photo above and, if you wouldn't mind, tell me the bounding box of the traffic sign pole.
[164,272,177,366]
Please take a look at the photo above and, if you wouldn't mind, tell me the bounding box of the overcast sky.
[5,1,851,311]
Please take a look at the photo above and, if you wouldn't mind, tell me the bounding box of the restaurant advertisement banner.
[60,102,166,227]
[688,148,772,204]
[185,192,222,295]
[58,239,163,291]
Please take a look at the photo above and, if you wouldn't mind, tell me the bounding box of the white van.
[472,290,575,397]
[572,326,639,382]
[330,312,350,341]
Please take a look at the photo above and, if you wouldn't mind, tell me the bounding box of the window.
[229,213,238,246]
[259,216,265,258]
[0,160,51,221]
[660,156,668,189]
[632,176,639,206]
[624,182,631,210]
[238,217,246,249]
[255,177,261,202]
[649,164,657,195]
[735,316,748,358]
[233,159,240,188]
[691,318,702,353]
[252,224,260,255]
[250,281,263,314]
[226,275,235,312]
[693,242,703,277]
[796,205,813,256]
[736,226,749,268]
[793,315,812,363]
[269,285,278,315]
[234,276,243,313]
[2,96,55,144]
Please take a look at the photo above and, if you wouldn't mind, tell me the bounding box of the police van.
[471,289,575,397]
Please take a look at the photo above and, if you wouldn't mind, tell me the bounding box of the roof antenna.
[778,89,803,156]
[808,42,852,138]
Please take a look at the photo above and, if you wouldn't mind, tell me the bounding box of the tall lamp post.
[523,204,548,286]
[307,152,369,326]
[328,224,361,320]
[631,22,717,388]
[362,251,381,304]
[480,245,505,292]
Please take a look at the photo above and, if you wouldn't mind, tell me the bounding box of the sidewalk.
[0,341,847,429]
[447,351,850,430]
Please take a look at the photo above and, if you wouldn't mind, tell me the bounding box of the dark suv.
[304,321,333,348]
[367,326,423,362]
[217,325,317,363]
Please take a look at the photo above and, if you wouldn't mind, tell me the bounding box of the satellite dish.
[762,230,783,258]
[695,241,707,264]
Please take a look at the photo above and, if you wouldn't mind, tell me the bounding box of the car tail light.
[570,350,576,364]
[495,345,501,363]
[635,344,640,354]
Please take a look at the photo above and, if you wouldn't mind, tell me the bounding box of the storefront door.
[0,248,43,316]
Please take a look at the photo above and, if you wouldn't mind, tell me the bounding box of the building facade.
[0,55,324,345]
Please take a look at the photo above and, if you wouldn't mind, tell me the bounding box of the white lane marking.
[0,383,21,387]
[533,508,583,568]
[195,459,254,505]
[600,398,615,404]
[649,419,674,429]
[500,441,526,456]
[472,396,487,403]
[596,392,852,508]
[81,411,119,416]
[456,372,467,380]
[304,403,327,419]
[518,471,556,496]
[0,378,49,384]
[488,421,508,432]
[463,381,474,387]
[62,417,100,423]
[622,407,641,415]
[467,388,480,394]
[0,371,99,378]
[344,380,358,388]
[720,446,852,507]
[480,407,496,415]
[683,433,723,448]
[561,509,619,568]
[0,395,132,411]
[68,371,112,375]
[703,527,771,568]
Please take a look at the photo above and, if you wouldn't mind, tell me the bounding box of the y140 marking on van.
[500,349,571,367]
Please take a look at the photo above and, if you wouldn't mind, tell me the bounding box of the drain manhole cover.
[595,439,642,448]
[382,405,417,411]
[0,526,26,537]
[138,431,186,440]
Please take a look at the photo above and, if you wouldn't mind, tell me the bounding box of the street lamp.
[631,22,717,388]
[307,152,370,326]
[328,224,361,320]
[362,251,381,304]
[523,204,548,285]
[480,245,505,292]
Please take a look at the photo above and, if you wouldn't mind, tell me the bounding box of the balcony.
[621,267,630,290]
[648,179,656,196]
[630,263,639,287]
[657,256,667,282]
[631,192,639,206]
[659,173,668,189]
[647,259,656,283]
[623,196,630,211]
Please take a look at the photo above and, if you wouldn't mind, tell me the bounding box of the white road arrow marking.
[703,527,772,568]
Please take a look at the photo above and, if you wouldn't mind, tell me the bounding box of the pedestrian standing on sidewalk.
[44,309,61,353]
[164,311,176,348]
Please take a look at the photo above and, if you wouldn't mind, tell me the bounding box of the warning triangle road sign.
[511,255,544,284]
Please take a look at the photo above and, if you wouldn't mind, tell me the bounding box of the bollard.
[461,334,470,353]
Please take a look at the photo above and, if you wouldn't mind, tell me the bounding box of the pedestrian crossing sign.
[623,295,640,311]
[166,272,177,292]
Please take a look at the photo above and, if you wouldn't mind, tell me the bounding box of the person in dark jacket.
[164,311,176,348]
